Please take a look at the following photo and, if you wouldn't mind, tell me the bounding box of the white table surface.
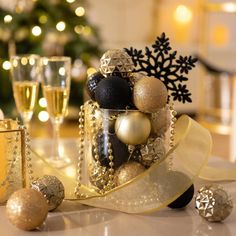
[1,177,236,236]
[1,137,236,236]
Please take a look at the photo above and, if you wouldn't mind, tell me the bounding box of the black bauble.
[168,171,194,209]
[86,72,104,100]
[95,76,131,109]
[168,183,194,209]
[95,132,129,169]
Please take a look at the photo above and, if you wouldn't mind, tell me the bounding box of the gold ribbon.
[30,115,213,213]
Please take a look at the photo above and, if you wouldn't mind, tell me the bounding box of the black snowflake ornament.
[125,33,197,103]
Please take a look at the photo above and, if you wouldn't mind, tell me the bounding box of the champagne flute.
[41,56,71,166]
[10,55,40,130]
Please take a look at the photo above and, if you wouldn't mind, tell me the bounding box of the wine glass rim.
[41,56,71,62]
[10,54,40,60]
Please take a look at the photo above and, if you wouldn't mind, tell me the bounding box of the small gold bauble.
[88,163,109,190]
[133,77,168,113]
[150,107,171,136]
[115,111,151,145]
[31,175,65,211]
[100,49,134,77]
[6,189,48,231]
[195,185,233,222]
[114,161,146,186]
[140,137,166,167]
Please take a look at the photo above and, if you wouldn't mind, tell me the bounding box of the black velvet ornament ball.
[168,183,194,209]
[95,76,131,109]
[86,72,105,100]
[95,132,129,169]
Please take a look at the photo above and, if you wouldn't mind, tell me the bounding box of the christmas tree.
[0,0,102,116]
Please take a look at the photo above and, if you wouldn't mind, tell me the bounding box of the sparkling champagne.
[43,86,69,121]
[13,81,39,114]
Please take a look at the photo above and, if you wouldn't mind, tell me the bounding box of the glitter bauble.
[100,49,134,77]
[96,132,129,169]
[133,77,168,113]
[114,161,146,186]
[115,111,151,145]
[6,189,48,231]
[129,72,146,87]
[195,185,233,222]
[95,76,131,109]
[89,163,109,190]
[167,171,194,209]
[140,137,166,167]
[31,175,65,211]
[150,107,171,136]
[86,71,104,100]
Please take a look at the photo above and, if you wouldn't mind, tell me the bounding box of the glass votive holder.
[79,101,171,193]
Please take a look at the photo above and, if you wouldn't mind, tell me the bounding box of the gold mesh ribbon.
[30,115,212,213]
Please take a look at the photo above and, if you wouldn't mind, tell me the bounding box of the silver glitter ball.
[100,49,134,77]
[88,163,110,190]
[140,137,166,167]
[195,185,233,222]
[31,175,65,211]
[150,107,171,136]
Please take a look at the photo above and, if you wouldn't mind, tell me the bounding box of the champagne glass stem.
[24,120,30,131]
[52,121,61,161]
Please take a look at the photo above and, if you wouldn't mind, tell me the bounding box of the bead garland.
[75,101,116,197]
[168,102,177,170]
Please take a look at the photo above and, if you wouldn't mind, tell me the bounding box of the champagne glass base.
[45,156,71,168]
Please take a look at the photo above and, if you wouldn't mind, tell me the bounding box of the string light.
[74,25,84,34]
[38,111,49,122]
[29,57,35,65]
[56,21,66,32]
[2,61,11,70]
[39,15,48,24]
[4,15,12,23]
[32,26,42,36]
[222,2,236,13]
[21,57,28,65]
[83,26,92,36]
[66,0,75,3]
[87,67,97,76]
[75,7,85,17]
[174,5,192,24]
[39,97,47,108]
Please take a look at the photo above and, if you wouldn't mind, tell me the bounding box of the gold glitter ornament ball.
[114,161,146,186]
[31,175,65,211]
[100,49,134,77]
[6,189,48,231]
[133,77,168,113]
[195,185,233,222]
[115,111,151,145]
[89,163,110,190]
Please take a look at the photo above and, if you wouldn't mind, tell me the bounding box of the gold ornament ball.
[100,49,134,77]
[6,189,48,231]
[31,175,65,211]
[115,111,151,145]
[114,161,146,186]
[88,163,110,190]
[133,77,168,113]
[195,185,233,222]
[150,107,171,136]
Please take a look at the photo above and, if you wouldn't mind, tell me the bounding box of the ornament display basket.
[0,119,27,204]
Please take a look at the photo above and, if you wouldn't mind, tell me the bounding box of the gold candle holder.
[0,119,26,204]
